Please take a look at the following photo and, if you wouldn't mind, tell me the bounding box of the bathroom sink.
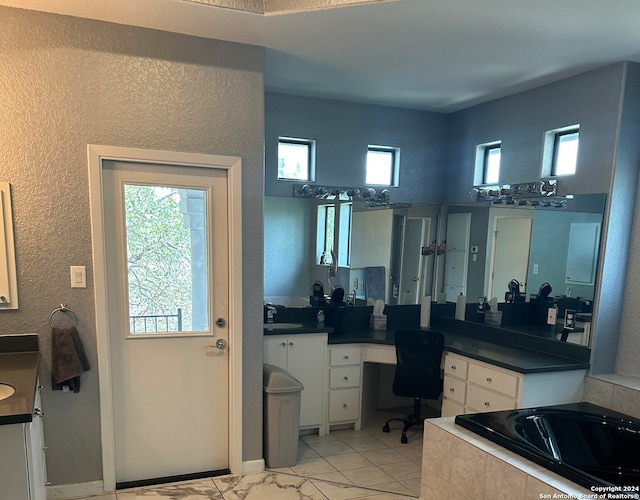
[263,323,304,329]
[0,383,15,401]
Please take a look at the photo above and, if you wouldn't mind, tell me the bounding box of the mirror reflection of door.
[488,217,532,300]
[398,217,431,304]
[444,213,471,302]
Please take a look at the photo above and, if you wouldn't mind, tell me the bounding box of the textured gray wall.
[612,63,640,377]
[0,7,264,485]
[265,92,448,204]
[444,64,625,204]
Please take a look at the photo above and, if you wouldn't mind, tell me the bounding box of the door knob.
[215,338,227,349]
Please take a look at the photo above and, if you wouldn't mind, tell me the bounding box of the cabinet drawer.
[468,363,519,398]
[330,366,361,389]
[443,375,466,405]
[329,389,360,422]
[444,354,468,380]
[467,385,517,413]
[330,347,361,366]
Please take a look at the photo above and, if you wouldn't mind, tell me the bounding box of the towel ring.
[49,304,78,328]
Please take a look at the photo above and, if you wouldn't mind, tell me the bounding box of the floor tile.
[213,472,326,499]
[358,448,407,466]
[341,436,389,452]
[307,439,356,456]
[324,452,375,471]
[117,478,222,499]
[379,461,422,481]
[340,465,395,487]
[290,456,338,477]
[298,441,320,460]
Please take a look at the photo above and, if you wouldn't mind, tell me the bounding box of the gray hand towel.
[51,326,90,392]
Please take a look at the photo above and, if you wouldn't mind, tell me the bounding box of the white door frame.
[87,145,243,493]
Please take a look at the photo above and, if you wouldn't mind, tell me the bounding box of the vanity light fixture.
[294,183,393,203]
[471,179,568,208]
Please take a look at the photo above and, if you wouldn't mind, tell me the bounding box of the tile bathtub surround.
[420,418,593,500]
[583,374,640,419]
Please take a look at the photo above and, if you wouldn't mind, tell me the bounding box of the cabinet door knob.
[486,377,492,383]
[33,408,45,417]
[484,401,490,406]
[344,355,349,360]
[343,404,348,408]
[449,387,455,392]
[451,365,456,370]
[343,376,349,380]
[289,342,294,346]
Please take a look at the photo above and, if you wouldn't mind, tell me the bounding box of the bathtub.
[455,402,640,494]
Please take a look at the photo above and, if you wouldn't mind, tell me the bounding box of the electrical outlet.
[546,307,557,325]
[565,286,572,297]
[533,264,539,275]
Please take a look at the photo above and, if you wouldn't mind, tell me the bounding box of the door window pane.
[124,184,209,333]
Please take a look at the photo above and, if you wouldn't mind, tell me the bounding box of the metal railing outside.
[130,308,183,333]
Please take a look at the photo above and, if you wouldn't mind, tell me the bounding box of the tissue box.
[484,310,503,326]
[370,314,387,330]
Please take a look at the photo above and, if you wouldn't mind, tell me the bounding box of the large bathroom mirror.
[264,196,440,306]
[437,192,605,346]
[264,192,605,347]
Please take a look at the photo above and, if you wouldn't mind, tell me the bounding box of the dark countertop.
[263,322,333,334]
[265,323,589,374]
[0,334,40,425]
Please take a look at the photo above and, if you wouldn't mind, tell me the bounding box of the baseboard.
[47,480,105,499]
[242,458,265,474]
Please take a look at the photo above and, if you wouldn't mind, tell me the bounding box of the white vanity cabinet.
[441,352,586,417]
[0,387,47,500]
[263,333,327,434]
[327,345,362,429]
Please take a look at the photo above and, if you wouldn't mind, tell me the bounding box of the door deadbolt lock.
[216,317,227,328]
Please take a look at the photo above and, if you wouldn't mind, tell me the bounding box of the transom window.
[474,141,501,186]
[552,129,579,176]
[542,125,580,178]
[278,137,315,181]
[366,145,399,186]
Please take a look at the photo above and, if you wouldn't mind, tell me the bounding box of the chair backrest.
[392,330,444,400]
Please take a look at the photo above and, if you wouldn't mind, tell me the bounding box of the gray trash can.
[263,363,304,468]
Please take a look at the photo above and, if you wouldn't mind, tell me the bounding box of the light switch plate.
[70,266,86,288]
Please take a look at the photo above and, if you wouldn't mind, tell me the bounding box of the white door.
[489,217,532,299]
[398,217,431,304]
[103,160,229,485]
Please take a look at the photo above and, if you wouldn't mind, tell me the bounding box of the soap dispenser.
[317,309,325,326]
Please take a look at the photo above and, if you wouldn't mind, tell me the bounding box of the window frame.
[277,137,316,182]
[541,124,580,178]
[366,145,400,187]
[473,140,502,186]
[551,129,579,176]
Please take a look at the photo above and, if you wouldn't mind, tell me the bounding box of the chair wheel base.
[382,424,390,433]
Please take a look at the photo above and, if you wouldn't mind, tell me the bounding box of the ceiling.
[3,0,640,112]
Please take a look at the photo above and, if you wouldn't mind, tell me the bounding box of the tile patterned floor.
[73,408,435,500]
